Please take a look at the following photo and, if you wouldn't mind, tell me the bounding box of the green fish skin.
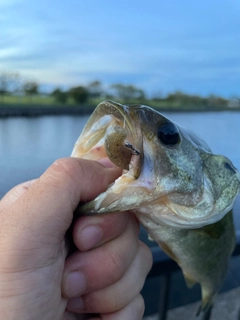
[139,210,235,315]
[72,101,240,313]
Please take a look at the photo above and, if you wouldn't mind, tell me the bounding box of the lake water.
[1,111,240,228]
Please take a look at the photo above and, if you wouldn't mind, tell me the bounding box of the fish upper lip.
[98,100,134,132]
[97,101,143,179]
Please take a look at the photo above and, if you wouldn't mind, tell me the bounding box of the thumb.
[0,158,121,243]
[0,179,37,213]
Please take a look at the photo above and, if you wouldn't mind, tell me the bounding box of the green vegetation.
[0,70,240,111]
[0,95,55,105]
[68,86,89,104]
[51,88,68,104]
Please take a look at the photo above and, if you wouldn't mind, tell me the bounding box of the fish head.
[72,100,240,229]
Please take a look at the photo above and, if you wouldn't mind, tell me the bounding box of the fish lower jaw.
[136,204,212,230]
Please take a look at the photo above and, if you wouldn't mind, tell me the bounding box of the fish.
[71,100,240,314]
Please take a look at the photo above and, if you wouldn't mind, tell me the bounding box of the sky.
[1,0,240,97]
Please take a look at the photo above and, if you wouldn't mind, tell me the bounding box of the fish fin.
[158,241,179,264]
[183,273,196,288]
[148,234,155,242]
[196,285,215,316]
[193,209,232,240]
[193,223,224,240]
[196,301,213,317]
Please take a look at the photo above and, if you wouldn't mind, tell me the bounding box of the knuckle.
[135,294,145,319]
[52,158,78,180]
[107,247,125,279]
[111,290,122,311]
[41,157,81,191]
[139,241,153,273]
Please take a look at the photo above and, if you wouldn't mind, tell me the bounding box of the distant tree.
[0,71,21,102]
[111,84,145,102]
[104,93,115,100]
[163,91,217,109]
[165,91,185,102]
[228,96,240,108]
[0,73,8,103]
[51,88,68,104]
[207,95,228,109]
[88,80,103,99]
[69,86,89,104]
[22,81,38,103]
[23,82,38,96]
[152,91,163,101]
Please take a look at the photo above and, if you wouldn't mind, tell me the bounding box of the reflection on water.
[1,111,240,224]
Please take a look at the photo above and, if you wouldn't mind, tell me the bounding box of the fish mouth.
[71,100,143,179]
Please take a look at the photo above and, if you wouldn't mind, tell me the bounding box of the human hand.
[0,158,152,320]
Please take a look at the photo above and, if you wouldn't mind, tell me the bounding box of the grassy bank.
[0,95,240,117]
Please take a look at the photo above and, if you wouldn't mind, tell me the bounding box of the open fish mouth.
[71,100,143,181]
[71,100,168,216]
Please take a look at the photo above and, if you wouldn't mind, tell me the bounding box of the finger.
[62,214,139,298]
[76,295,144,320]
[66,241,152,314]
[100,294,145,320]
[0,158,121,240]
[97,157,117,168]
[0,179,36,212]
[72,211,130,251]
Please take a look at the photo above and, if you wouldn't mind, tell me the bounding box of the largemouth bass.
[71,100,240,313]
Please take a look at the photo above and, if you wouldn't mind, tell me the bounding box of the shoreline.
[0,104,95,117]
[0,104,240,117]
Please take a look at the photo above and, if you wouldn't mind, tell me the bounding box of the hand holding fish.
[0,158,152,320]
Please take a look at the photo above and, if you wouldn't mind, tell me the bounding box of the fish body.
[139,210,235,313]
[71,100,240,313]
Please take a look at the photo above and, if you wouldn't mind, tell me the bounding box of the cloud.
[0,0,240,97]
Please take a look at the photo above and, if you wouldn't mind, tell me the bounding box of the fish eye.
[157,122,179,146]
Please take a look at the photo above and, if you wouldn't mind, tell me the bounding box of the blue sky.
[1,0,240,97]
